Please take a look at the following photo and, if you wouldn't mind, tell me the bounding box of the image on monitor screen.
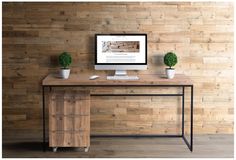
[102,41,140,53]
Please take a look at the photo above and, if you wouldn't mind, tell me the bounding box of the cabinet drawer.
[75,100,90,115]
[74,131,90,147]
[49,131,90,147]
[49,99,90,116]
[49,116,73,131]
[74,116,90,131]
[49,115,90,131]
[49,98,73,115]
[49,131,72,147]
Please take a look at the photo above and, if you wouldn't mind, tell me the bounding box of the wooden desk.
[43,73,193,86]
[42,73,194,151]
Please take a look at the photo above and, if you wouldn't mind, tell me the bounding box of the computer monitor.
[95,34,147,78]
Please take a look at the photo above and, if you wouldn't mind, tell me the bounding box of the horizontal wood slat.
[43,73,193,86]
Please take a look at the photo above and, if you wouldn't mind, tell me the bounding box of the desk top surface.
[42,73,193,86]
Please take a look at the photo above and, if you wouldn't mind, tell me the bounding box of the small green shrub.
[59,52,72,69]
[164,52,177,69]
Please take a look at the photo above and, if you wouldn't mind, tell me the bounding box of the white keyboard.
[107,76,139,80]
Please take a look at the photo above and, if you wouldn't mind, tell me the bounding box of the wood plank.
[42,74,193,86]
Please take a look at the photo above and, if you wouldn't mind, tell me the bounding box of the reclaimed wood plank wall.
[3,2,234,138]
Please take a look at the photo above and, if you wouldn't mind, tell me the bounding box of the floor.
[2,134,234,158]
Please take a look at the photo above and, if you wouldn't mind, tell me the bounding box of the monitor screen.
[95,34,147,65]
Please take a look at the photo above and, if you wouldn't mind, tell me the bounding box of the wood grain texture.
[2,2,234,137]
[48,90,90,147]
[43,73,193,86]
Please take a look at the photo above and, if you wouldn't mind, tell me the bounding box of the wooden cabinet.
[48,90,90,152]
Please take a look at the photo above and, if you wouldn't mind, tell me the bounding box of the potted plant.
[59,52,72,79]
[164,52,178,79]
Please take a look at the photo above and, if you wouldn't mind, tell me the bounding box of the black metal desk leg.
[42,86,46,151]
[182,86,193,152]
[182,86,185,137]
[190,85,193,151]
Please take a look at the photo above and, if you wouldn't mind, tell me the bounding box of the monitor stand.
[107,70,139,80]
[115,70,127,76]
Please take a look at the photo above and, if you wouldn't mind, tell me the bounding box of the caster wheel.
[53,147,58,152]
[85,147,89,152]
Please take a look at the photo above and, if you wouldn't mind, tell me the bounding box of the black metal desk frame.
[42,84,193,152]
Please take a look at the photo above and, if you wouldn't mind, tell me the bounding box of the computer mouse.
[89,75,100,80]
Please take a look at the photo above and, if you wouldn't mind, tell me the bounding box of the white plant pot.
[166,68,175,79]
[60,69,70,79]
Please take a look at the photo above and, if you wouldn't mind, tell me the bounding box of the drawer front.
[49,132,71,147]
[75,100,90,115]
[49,115,90,132]
[74,116,90,131]
[49,99,74,115]
[49,116,74,131]
[49,99,90,116]
[49,131,90,147]
[74,131,90,147]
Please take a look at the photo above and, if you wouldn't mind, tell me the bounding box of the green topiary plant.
[59,52,72,69]
[164,52,177,69]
